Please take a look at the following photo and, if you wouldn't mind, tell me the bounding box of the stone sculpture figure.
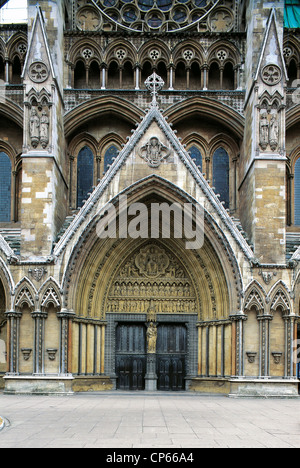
[259,112,269,150]
[40,109,49,149]
[269,113,279,151]
[30,107,40,148]
[146,322,157,354]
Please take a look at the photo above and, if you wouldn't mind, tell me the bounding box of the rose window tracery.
[92,0,220,32]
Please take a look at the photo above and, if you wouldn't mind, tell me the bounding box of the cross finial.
[145,72,164,107]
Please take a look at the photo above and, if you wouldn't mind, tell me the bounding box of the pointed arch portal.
[60,175,244,392]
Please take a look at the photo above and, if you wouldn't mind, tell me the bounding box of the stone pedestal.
[145,354,157,391]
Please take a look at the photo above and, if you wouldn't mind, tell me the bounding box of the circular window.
[96,0,219,32]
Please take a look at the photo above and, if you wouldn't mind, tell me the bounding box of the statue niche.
[28,97,50,150]
[106,244,197,315]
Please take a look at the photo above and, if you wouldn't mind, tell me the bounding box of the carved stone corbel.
[272,352,283,365]
[246,352,257,364]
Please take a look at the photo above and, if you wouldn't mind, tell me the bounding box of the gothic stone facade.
[0,0,299,397]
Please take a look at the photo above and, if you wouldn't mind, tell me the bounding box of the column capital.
[32,310,48,319]
[57,308,75,319]
[229,313,247,322]
[257,314,273,321]
[5,310,22,319]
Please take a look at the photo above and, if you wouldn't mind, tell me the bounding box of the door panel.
[116,324,146,391]
[157,325,187,391]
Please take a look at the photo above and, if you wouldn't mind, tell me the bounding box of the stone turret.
[20,1,66,258]
[240,1,288,264]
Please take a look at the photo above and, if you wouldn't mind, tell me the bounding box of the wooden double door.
[115,323,187,391]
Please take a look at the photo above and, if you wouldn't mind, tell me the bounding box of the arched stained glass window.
[0,152,11,222]
[188,146,202,171]
[294,158,300,225]
[213,147,229,210]
[77,146,94,208]
[104,145,118,173]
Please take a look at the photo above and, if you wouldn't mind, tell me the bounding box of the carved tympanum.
[107,244,197,314]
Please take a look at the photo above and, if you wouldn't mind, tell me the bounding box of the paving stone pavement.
[0,391,300,448]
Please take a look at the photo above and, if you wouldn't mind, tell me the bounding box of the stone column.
[230,314,247,377]
[5,59,10,84]
[186,66,190,89]
[205,156,211,182]
[69,154,74,209]
[100,324,105,374]
[232,156,238,212]
[71,64,75,89]
[283,314,297,378]
[257,314,273,377]
[119,65,123,89]
[57,309,75,375]
[202,65,208,90]
[96,155,101,183]
[168,64,174,90]
[220,66,224,89]
[11,170,17,222]
[135,64,141,90]
[32,310,47,374]
[101,63,106,90]
[5,310,22,374]
[197,324,203,375]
